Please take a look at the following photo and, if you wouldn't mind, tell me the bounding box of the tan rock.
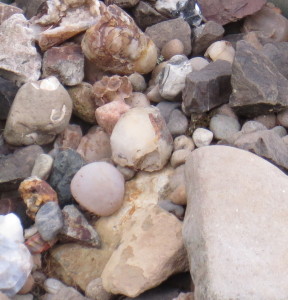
[125,92,150,108]
[101,204,189,297]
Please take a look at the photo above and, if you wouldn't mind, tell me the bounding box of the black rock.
[0,77,18,120]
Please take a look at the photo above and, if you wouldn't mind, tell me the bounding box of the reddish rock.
[54,124,83,151]
[25,232,57,254]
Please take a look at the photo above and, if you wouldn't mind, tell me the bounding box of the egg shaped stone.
[70,162,125,216]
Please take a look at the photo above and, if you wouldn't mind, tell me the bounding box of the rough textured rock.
[0,3,23,25]
[145,18,192,56]
[101,204,188,297]
[0,145,43,192]
[182,60,232,115]
[183,145,288,300]
[111,106,173,171]
[0,14,41,85]
[0,77,18,120]
[197,0,266,25]
[42,44,84,86]
[229,41,288,117]
[4,77,73,146]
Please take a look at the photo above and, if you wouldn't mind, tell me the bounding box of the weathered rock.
[48,149,86,207]
[77,126,111,163]
[67,82,97,124]
[167,109,188,137]
[111,106,173,171]
[192,21,225,55]
[183,145,288,300]
[0,145,43,192]
[145,18,192,56]
[0,77,18,120]
[15,0,46,19]
[182,60,232,115]
[0,14,41,85]
[0,3,23,25]
[85,278,112,300]
[4,77,73,146]
[60,205,101,247]
[42,44,84,86]
[105,0,139,8]
[101,204,188,297]
[229,41,288,117]
[192,128,213,147]
[54,124,82,151]
[197,0,266,25]
[209,114,240,140]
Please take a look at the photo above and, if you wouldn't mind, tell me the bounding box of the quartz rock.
[204,40,235,63]
[4,77,73,146]
[85,278,112,300]
[0,213,24,243]
[31,154,54,180]
[0,3,23,25]
[167,109,188,137]
[54,124,82,151]
[111,106,173,171]
[77,126,112,163]
[42,44,84,86]
[182,60,232,115]
[0,77,18,120]
[0,14,41,85]
[192,128,213,147]
[125,92,150,108]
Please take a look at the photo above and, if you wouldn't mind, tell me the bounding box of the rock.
[0,213,24,243]
[67,82,97,124]
[71,162,125,216]
[35,202,63,241]
[192,21,225,56]
[174,135,195,152]
[161,39,185,61]
[48,149,86,207]
[43,286,89,300]
[105,0,139,8]
[4,77,73,146]
[43,278,66,295]
[19,177,58,220]
[204,40,235,64]
[42,44,84,86]
[125,92,150,108]
[253,114,277,129]
[0,3,23,25]
[128,73,147,92]
[18,274,34,295]
[15,0,46,19]
[209,114,240,140]
[81,4,157,75]
[241,120,267,133]
[189,57,209,71]
[156,101,180,123]
[146,85,166,103]
[54,124,83,151]
[132,1,168,30]
[85,278,112,300]
[183,145,288,300]
[0,77,18,120]
[197,0,266,25]
[155,0,188,16]
[167,109,188,137]
[95,100,130,134]
[111,106,173,171]
[0,292,9,300]
[31,154,54,180]
[229,41,288,117]
[173,292,194,300]
[158,199,185,219]
[60,204,101,247]
[170,149,191,168]
[277,108,288,127]
[25,232,57,254]
[159,55,193,101]
[214,103,237,119]
[12,295,34,300]
[192,128,213,147]
[116,166,136,181]
[0,145,43,192]
[145,18,192,56]
[182,60,232,115]
[101,205,188,297]
[271,125,287,137]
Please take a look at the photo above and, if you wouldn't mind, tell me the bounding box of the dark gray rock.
[35,202,64,241]
[182,60,232,115]
[229,41,288,117]
[0,77,18,120]
[167,109,188,137]
[48,149,86,207]
[0,145,43,192]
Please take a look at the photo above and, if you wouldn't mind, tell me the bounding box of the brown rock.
[54,124,83,151]
[0,3,23,25]
[253,114,277,129]
[161,39,185,61]
[197,0,266,25]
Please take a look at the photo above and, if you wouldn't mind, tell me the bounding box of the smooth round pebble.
[125,92,150,108]
[253,114,276,129]
[85,278,112,300]
[241,120,267,133]
[161,39,185,61]
[170,149,191,168]
[167,109,188,137]
[71,162,125,216]
[214,104,237,119]
[173,135,195,152]
[31,154,54,180]
[271,125,287,137]
[128,73,147,92]
[44,278,66,295]
[192,128,213,147]
[209,114,241,140]
[277,109,288,128]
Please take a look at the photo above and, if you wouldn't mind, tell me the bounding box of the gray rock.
[277,108,288,128]
[271,126,287,138]
[192,128,213,147]
[229,41,288,117]
[31,154,54,180]
[15,0,46,19]
[241,120,267,133]
[253,114,277,129]
[43,278,66,295]
[158,199,184,219]
[48,149,86,207]
[156,102,180,123]
[0,77,18,120]
[43,287,89,300]
[183,145,288,300]
[209,114,240,140]
[167,109,188,137]
[128,73,147,92]
[0,145,43,192]
[35,202,64,241]
[182,60,232,115]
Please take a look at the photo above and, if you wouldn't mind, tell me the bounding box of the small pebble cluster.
[1,0,288,299]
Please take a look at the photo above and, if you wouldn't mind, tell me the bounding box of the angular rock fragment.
[0,77,18,120]
[182,60,232,115]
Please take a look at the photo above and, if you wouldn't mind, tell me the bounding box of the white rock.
[44,278,66,295]
[192,128,213,147]
[0,213,24,243]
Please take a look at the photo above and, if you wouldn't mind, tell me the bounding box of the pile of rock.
[1,0,288,299]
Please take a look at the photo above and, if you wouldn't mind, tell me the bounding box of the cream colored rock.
[101,204,188,297]
[204,41,235,63]
[111,106,173,171]
[125,92,150,108]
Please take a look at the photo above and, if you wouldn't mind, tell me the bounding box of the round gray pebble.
[209,114,240,140]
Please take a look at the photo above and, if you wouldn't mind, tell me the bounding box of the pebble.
[31,154,54,180]
[241,120,267,133]
[166,165,186,206]
[192,128,214,147]
[277,108,288,127]
[173,135,195,152]
[85,278,112,300]
[53,124,83,151]
[43,278,66,295]
[128,73,147,92]
[189,57,209,71]
[117,165,136,181]
[161,39,185,61]
[271,125,287,137]
[156,101,181,123]
[254,113,277,129]
[167,109,188,137]
[125,92,150,108]
[71,162,125,216]
[170,149,191,168]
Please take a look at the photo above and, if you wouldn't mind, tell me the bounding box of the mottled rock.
[209,114,240,140]
[111,106,173,171]
[254,114,277,129]
[101,205,188,297]
[192,21,225,55]
[229,41,288,117]
[54,124,82,151]
[48,149,86,207]
[192,128,213,147]
[67,82,97,124]
[128,73,147,92]
[0,14,41,85]
[0,3,23,25]
[197,0,266,25]
[145,18,192,56]
[0,77,18,120]
[31,154,54,180]
[170,149,190,168]
[182,60,232,115]
[161,39,185,61]
[42,44,84,86]
[4,77,73,146]
[125,92,150,108]
[183,145,288,300]
[85,278,112,300]
[60,205,101,247]
[0,145,43,192]
[167,109,188,137]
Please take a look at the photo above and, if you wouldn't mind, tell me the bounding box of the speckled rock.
[192,128,213,147]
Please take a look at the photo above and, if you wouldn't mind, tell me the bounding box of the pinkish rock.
[54,124,83,151]
[0,3,23,25]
